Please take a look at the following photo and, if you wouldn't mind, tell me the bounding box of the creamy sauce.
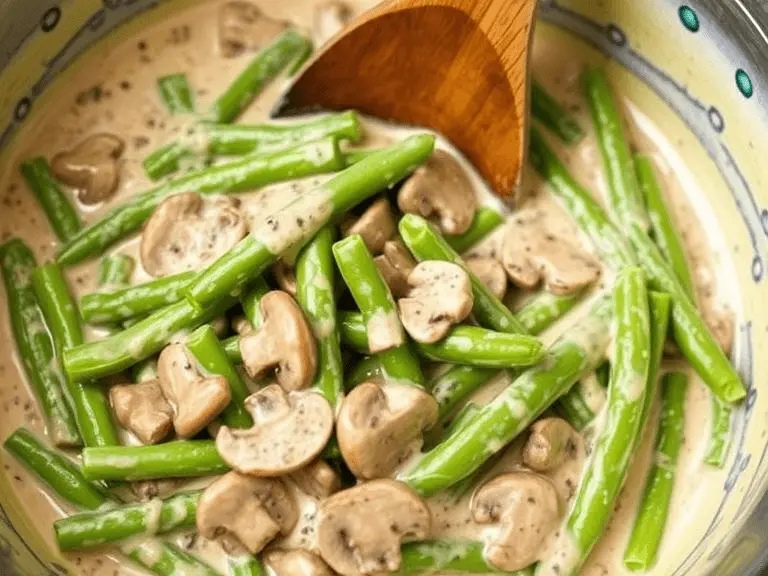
[0,0,738,575]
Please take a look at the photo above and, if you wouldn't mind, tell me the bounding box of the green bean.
[132,357,158,383]
[31,263,119,447]
[98,254,135,287]
[399,214,528,334]
[58,137,345,266]
[297,228,344,407]
[63,293,237,382]
[0,240,80,446]
[222,334,242,363]
[345,356,384,390]
[82,441,227,482]
[145,110,361,180]
[338,310,544,369]
[333,235,425,385]
[555,378,600,431]
[157,73,195,114]
[531,80,584,145]
[399,298,612,496]
[20,157,81,242]
[516,290,583,335]
[538,268,651,576]
[227,555,265,576]
[4,428,106,509]
[287,38,314,76]
[636,156,730,463]
[185,135,435,310]
[185,325,252,429]
[445,207,504,253]
[581,66,648,229]
[209,30,311,123]
[395,540,528,575]
[623,372,688,571]
[81,271,196,324]
[5,428,217,575]
[240,277,271,330]
[430,365,496,421]
[54,490,201,550]
[529,127,635,269]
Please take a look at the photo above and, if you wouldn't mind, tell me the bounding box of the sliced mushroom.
[374,240,416,298]
[317,479,431,576]
[397,261,473,344]
[157,344,232,438]
[51,133,124,205]
[341,198,396,255]
[109,380,173,445]
[313,0,353,46]
[398,149,477,235]
[232,315,253,336]
[219,1,289,58]
[501,210,600,295]
[466,257,507,300]
[216,384,334,476]
[131,479,181,502]
[522,417,576,472]
[265,549,335,576]
[239,291,317,391]
[140,193,247,277]
[272,259,297,296]
[197,471,298,554]
[337,381,438,479]
[289,459,340,499]
[704,306,735,356]
[471,472,561,571]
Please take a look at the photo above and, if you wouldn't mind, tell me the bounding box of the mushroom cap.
[197,471,298,555]
[219,1,289,57]
[471,472,561,571]
[289,459,341,500]
[109,380,173,445]
[239,291,318,391]
[216,384,334,476]
[313,0,353,46]
[466,257,508,301]
[337,381,438,479]
[51,133,124,205]
[374,240,416,299]
[265,549,334,576]
[140,192,247,278]
[317,479,431,576]
[157,344,232,438]
[341,197,396,255]
[501,210,600,295]
[522,417,576,472]
[397,261,474,344]
[397,149,477,235]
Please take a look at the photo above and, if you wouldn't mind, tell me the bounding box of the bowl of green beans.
[0,0,767,575]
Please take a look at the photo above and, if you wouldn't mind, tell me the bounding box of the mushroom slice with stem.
[109,380,173,445]
[471,472,561,572]
[337,381,438,479]
[216,384,334,476]
[341,197,396,255]
[51,133,124,205]
[397,149,477,236]
[197,471,298,554]
[374,239,416,298]
[272,259,297,297]
[313,0,353,46]
[522,417,577,472]
[317,479,431,576]
[218,1,289,58]
[398,261,473,344]
[239,290,318,391]
[466,256,508,301]
[157,343,232,438]
[289,459,341,500]
[265,548,335,576]
[140,192,247,277]
[501,209,600,296]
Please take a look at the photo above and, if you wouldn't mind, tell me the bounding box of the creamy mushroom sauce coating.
[0,0,739,574]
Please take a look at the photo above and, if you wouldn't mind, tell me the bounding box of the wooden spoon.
[273,0,538,197]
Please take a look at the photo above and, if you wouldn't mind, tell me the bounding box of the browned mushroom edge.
[218,1,289,57]
[51,133,124,205]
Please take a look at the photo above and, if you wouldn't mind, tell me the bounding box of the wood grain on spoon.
[274,0,537,197]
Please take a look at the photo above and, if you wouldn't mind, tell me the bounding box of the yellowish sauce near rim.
[0,0,738,574]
